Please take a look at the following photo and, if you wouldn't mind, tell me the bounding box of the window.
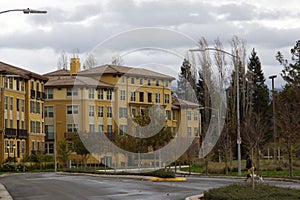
[73,88,78,96]
[98,89,104,100]
[107,125,113,134]
[148,93,152,103]
[131,77,135,84]
[10,140,14,153]
[89,124,95,133]
[10,97,13,110]
[172,110,176,120]
[194,112,198,121]
[98,106,104,117]
[139,92,144,102]
[130,91,136,102]
[156,80,159,86]
[119,107,127,118]
[67,124,78,133]
[36,102,40,114]
[4,77,8,88]
[98,125,104,133]
[31,141,35,151]
[165,81,169,87]
[30,121,35,133]
[120,76,125,83]
[120,90,126,101]
[131,108,136,117]
[16,99,20,112]
[187,111,191,120]
[46,88,53,99]
[21,81,25,92]
[21,100,25,112]
[89,105,95,117]
[194,127,198,136]
[36,82,39,92]
[45,106,54,118]
[10,120,13,128]
[4,140,8,153]
[89,88,95,99]
[36,122,40,133]
[147,79,151,86]
[16,79,20,91]
[187,127,192,136]
[21,141,25,154]
[9,78,13,89]
[156,93,160,103]
[107,106,112,118]
[30,101,35,113]
[4,96,8,110]
[31,81,34,90]
[45,125,54,140]
[67,105,79,114]
[165,110,171,120]
[120,125,127,135]
[67,124,73,132]
[67,88,72,96]
[107,89,112,100]
[140,79,143,85]
[164,94,170,104]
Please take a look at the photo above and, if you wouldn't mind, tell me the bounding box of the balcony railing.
[4,128,17,138]
[17,129,28,139]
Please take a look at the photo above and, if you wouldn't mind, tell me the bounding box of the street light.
[6,144,10,160]
[269,74,277,160]
[13,144,16,163]
[189,47,242,176]
[0,8,47,15]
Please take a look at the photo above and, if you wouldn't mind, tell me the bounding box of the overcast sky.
[1,0,300,88]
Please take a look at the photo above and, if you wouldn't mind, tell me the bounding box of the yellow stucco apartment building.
[0,58,201,167]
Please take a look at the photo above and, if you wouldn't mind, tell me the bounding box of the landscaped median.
[151,177,186,182]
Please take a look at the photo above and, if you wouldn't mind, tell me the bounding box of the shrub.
[204,183,300,200]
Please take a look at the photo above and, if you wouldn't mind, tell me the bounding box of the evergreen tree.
[176,58,197,102]
[246,48,269,114]
[276,40,300,87]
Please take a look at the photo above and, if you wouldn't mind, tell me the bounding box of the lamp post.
[190,47,242,175]
[269,75,277,160]
[13,144,16,163]
[0,8,47,15]
[6,144,10,161]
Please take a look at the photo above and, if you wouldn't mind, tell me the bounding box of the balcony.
[30,89,36,99]
[17,129,28,139]
[4,128,17,138]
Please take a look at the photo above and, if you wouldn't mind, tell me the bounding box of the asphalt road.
[0,173,299,200]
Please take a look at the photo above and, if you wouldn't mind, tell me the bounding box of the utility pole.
[269,75,277,160]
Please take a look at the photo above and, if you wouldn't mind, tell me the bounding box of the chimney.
[70,58,81,76]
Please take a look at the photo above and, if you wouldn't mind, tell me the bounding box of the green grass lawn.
[180,159,300,178]
[204,183,300,200]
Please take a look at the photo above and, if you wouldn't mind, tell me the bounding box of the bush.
[204,183,300,200]
[144,169,175,178]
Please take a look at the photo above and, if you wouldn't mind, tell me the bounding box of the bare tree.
[276,86,300,177]
[57,50,68,70]
[83,53,97,70]
[111,55,124,66]
[243,112,270,174]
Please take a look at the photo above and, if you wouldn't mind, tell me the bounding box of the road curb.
[0,183,13,200]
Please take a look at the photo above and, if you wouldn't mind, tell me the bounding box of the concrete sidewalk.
[0,183,13,200]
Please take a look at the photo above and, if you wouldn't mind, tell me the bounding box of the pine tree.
[176,58,197,102]
[276,40,300,87]
[246,48,269,114]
